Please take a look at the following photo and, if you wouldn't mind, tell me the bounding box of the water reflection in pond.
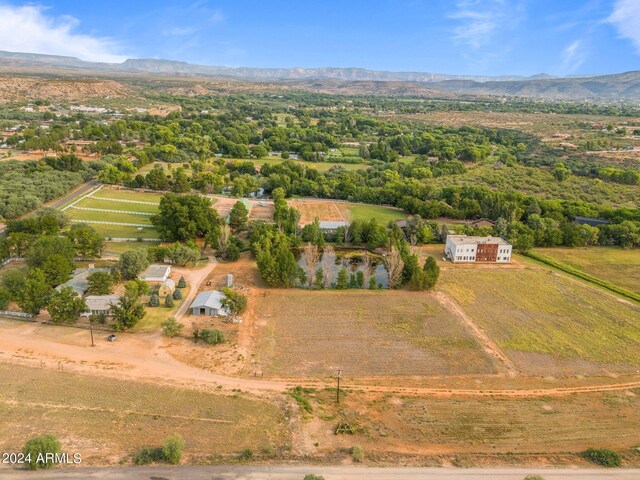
[297,248,388,288]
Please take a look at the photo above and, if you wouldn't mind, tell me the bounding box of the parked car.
[107,334,116,342]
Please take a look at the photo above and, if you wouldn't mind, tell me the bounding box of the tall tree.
[152,193,220,242]
[17,268,52,315]
[383,246,404,289]
[229,201,249,230]
[47,287,87,323]
[118,249,149,280]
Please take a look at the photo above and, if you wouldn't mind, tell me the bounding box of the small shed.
[189,290,228,317]
[139,264,171,283]
[225,274,234,287]
[158,278,176,298]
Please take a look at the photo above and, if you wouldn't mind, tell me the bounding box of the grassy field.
[103,241,160,256]
[92,187,165,204]
[134,286,191,332]
[439,263,640,373]
[255,289,493,377]
[308,388,640,456]
[348,204,407,223]
[534,247,640,295]
[64,187,162,239]
[0,362,289,464]
[78,197,160,213]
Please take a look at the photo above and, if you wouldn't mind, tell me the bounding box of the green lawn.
[348,204,407,223]
[440,263,640,367]
[67,208,153,225]
[533,247,640,295]
[76,197,159,214]
[82,223,159,240]
[93,187,165,204]
[134,286,190,332]
[137,161,193,177]
[103,241,160,256]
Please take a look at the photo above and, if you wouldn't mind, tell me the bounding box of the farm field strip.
[66,208,154,225]
[439,264,640,373]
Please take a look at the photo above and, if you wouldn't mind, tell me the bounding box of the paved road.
[48,179,100,210]
[2,465,639,480]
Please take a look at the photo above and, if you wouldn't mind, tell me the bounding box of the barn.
[189,290,229,317]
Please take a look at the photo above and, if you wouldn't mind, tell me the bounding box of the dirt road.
[173,260,218,320]
[433,291,518,376]
[2,318,640,399]
[3,465,640,480]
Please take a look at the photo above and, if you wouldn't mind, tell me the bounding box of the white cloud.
[0,4,126,63]
[608,0,640,53]
[449,0,519,49]
[162,27,197,36]
[562,39,587,72]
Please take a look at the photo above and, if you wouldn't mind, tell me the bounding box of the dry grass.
[0,362,289,464]
[307,388,640,456]
[439,263,640,374]
[254,289,493,378]
[534,247,640,295]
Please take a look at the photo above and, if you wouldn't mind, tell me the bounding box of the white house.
[83,295,120,317]
[189,290,229,317]
[318,221,349,235]
[445,235,512,264]
[139,264,171,282]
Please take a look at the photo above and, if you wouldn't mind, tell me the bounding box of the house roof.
[318,221,349,230]
[140,264,170,280]
[56,267,110,296]
[447,235,510,246]
[575,216,609,227]
[189,290,227,312]
[85,295,120,311]
[162,278,175,290]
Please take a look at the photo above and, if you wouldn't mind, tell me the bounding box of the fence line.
[69,206,154,216]
[0,310,34,319]
[89,196,159,206]
[70,219,152,228]
[105,237,160,242]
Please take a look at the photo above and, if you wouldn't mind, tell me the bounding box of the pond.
[296,248,388,288]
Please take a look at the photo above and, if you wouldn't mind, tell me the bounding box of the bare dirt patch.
[288,199,348,225]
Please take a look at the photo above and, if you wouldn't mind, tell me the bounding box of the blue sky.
[0,0,639,76]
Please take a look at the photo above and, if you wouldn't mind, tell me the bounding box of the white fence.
[0,310,34,319]
[70,219,152,228]
[69,206,153,216]
[90,196,159,206]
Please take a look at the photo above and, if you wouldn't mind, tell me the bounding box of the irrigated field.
[255,289,494,378]
[534,247,640,295]
[0,362,289,465]
[63,186,161,239]
[440,262,640,374]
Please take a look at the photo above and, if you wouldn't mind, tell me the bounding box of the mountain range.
[1,50,639,101]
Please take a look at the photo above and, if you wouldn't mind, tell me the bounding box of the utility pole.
[336,369,342,404]
[89,319,95,347]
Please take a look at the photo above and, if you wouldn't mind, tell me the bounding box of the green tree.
[165,295,175,307]
[171,167,190,193]
[221,288,247,317]
[162,434,185,465]
[148,293,160,307]
[145,167,170,190]
[125,279,149,300]
[165,242,200,266]
[47,286,87,323]
[162,317,183,337]
[197,328,226,345]
[229,201,249,230]
[152,193,220,242]
[40,253,74,287]
[335,267,348,289]
[172,288,183,300]
[22,435,62,470]
[177,276,187,288]
[119,249,150,280]
[87,271,114,295]
[68,223,104,258]
[111,294,146,331]
[17,268,52,315]
[0,288,10,310]
[250,145,268,158]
